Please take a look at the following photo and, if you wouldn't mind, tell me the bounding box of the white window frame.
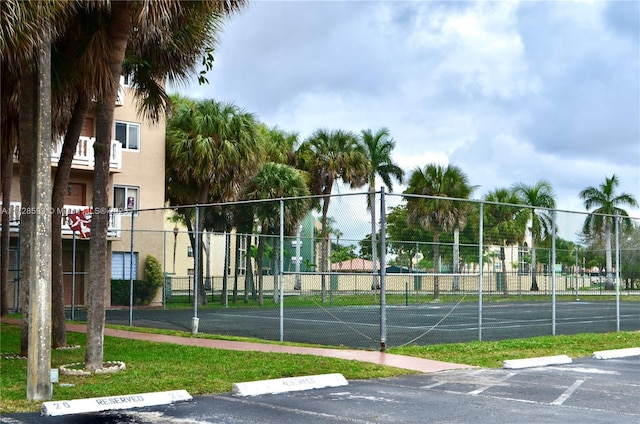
[114,185,139,213]
[115,121,140,151]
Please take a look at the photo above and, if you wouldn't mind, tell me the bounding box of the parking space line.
[551,379,585,405]
[468,372,517,395]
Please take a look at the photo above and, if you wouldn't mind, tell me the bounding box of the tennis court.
[94,299,640,349]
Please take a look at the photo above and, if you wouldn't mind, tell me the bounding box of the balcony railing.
[51,136,122,170]
[1,202,121,238]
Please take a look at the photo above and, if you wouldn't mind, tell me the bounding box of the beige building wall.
[109,84,167,305]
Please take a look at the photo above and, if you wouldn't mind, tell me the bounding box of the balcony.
[1,202,121,238]
[51,136,122,171]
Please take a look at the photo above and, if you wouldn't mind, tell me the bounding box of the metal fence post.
[279,199,285,342]
[380,188,387,351]
[551,209,556,336]
[128,211,135,326]
[615,213,620,331]
[478,201,484,342]
[192,205,199,335]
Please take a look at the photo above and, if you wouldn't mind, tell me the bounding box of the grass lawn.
[1,321,639,414]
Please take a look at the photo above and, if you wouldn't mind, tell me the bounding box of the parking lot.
[3,354,639,423]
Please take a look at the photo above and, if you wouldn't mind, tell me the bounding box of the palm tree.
[404,164,473,300]
[512,180,556,291]
[296,129,370,302]
[483,188,528,296]
[242,162,311,305]
[1,0,71,363]
[86,0,247,371]
[166,95,260,306]
[580,175,638,287]
[361,128,404,289]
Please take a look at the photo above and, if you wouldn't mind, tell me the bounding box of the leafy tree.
[404,164,474,299]
[620,223,640,289]
[579,174,638,286]
[297,129,369,302]
[512,180,556,291]
[384,205,432,271]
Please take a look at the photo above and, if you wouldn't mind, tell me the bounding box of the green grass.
[388,331,640,368]
[0,323,412,414]
[2,322,639,414]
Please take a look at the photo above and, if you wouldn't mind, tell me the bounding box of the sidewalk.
[1,318,472,373]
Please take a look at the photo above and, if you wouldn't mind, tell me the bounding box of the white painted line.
[503,355,572,369]
[551,379,585,405]
[232,373,348,397]
[41,390,192,417]
[468,372,516,395]
[592,347,640,360]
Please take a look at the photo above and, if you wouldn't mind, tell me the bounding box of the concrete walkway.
[1,318,472,373]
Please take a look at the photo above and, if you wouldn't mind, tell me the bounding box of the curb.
[592,347,640,360]
[232,373,348,397]
[503,355,572,369]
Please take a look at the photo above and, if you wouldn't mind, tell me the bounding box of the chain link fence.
[7,191,640,349]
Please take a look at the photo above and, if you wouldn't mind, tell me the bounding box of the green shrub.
[144,254,164,290]
[111,255,164,306]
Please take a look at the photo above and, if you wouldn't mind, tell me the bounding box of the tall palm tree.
[580,174,638,287]
[483,188,528,296]
[1,0,70,361]
[512,180,556,291]
[242,162,311,305]
[86,0,247,371]
[296,129,370,302]
[361,128,404,289]
[166,95,260,306]
[404,164,473,300]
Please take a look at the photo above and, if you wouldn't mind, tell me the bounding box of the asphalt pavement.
[3,354,639,423]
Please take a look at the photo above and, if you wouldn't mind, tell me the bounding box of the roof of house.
[331,258,379,272]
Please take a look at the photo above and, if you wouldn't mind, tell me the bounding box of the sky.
[173,0,640,243]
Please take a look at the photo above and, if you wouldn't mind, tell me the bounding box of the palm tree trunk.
[452,227,460,291]
[51,92,89,349]
[1,136,14,317]
[86,1,133,371]
[605,220,613,287]
[257,230,265,306]
[0,66,18,318]
[222,231,230,306]
[369,190,379,290]
[501,245,509,297]
[244,234,254,302]
[233,233,241,303]
[530,237,539,291]
[320,194,331,303]
[19,69,35,357]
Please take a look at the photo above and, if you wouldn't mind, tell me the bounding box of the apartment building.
[5,77,166,309]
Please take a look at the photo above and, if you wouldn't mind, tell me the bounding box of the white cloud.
[173,0,640,241]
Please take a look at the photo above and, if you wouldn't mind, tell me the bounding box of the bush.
[110,255,164,306]
[144,254,164,290]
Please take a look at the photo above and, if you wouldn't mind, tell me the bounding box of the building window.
[112,252,138,280]
[122,73,133,87]
[115,121,140,150]
[114,186,139,212]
